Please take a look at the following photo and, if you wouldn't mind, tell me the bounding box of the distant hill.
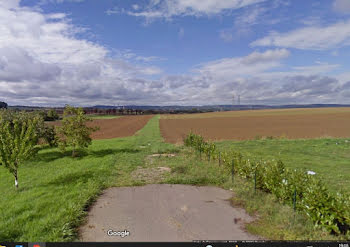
[8,103,350,113]
[91,104,350,111]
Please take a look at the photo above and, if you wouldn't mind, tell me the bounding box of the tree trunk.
[14,170,18,189]
[72,147,76,157]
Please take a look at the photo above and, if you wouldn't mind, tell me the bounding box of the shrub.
[37,124,58,147]
[184,132,350,237]
[46,109,59,121]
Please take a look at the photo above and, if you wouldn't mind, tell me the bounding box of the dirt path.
[79,184,259,242]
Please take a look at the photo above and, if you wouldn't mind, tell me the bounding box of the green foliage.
[58,105,98,157]
[184,132,350,238]
[46,109,59,121]
[0,110,41,189]
[37,123,58,147]
[38,109,60,121]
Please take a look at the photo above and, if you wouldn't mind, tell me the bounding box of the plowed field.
[160,108,350,143]
[51,115,153,140]
[90,115,153,139]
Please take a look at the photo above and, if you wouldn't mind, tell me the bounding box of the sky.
[1,0,350,106]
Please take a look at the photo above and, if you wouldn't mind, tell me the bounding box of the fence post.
[254,168,257,193]
[231,159,234,183]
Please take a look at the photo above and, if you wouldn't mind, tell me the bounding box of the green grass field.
[216,138,350,193]
[86,114,120,119]
[0,115,348,241]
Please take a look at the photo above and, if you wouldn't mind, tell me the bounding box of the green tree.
[58,105,98,157]
[0,110,41,189]
[46,109,59,121]
[36,121,58,147]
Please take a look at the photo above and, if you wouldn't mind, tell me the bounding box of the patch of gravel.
[148,153,176,158]
[131,166,172,183]
[145,153,177,165]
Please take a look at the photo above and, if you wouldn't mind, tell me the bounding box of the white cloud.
[115,50,164,63]
[219,30,234,42]
[132,4,140,10]
[333,0,350,14]
[0,2,165,106]
[46,13,67,19]
[196,49,290,80]
[178,27,185,38]
[219,1,288,42]
[219,6,266,42]
[106,7,120,15]
[120,0,267,20]
[39,0,85,4]
[259,62,340,80]
[0,0,20,9]
[1,1,350,106]
[291,62,340,75]
[251,20,350,50]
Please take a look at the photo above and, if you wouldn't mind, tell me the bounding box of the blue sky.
[1,0,350,106]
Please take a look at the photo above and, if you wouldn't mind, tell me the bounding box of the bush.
[38,124,58,147]
[47,109,59,121]
[38,109,60,121]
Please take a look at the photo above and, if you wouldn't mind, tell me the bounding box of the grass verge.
[216,138,350,193]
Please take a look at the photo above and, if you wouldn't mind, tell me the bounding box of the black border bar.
[1,242,350,247]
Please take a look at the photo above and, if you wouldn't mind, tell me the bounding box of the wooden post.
[254,168,257,193]
[231,159,234,183]
[293,188,297,212]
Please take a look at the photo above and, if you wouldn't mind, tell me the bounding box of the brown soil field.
[160,108,350,143]
[50,115,153,140]
[162,107,350,119]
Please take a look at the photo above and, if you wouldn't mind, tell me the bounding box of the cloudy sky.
[1,0,350,106]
